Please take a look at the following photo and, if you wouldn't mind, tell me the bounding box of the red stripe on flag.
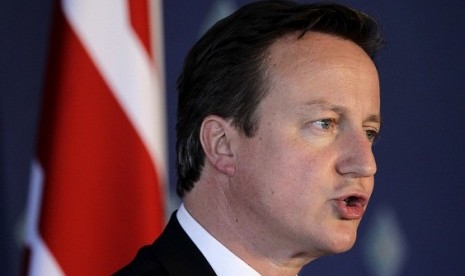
[35,2,164,275]
[128,0,152,58]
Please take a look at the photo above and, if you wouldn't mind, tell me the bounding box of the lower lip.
[335,200,365,220]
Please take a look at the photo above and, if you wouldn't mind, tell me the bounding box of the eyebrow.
[304,100,345,113]
[303,100,382,126]
[364,114,382,126]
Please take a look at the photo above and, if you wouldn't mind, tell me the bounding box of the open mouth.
[336,194,368,220]
[343,195,365,207]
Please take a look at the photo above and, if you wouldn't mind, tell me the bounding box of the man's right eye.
[313,119,336,131]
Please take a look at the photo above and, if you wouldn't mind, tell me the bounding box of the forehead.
[266,31,377,80]
[262,32,380,112]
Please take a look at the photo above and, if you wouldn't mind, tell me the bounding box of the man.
[117,0,382,275]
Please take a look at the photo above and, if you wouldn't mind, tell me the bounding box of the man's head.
[176,0,382,196]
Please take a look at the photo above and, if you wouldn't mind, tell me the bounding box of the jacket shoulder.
[114,211,216,276]
[113,244,168,275]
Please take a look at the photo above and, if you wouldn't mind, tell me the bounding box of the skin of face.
[224,32,381,263]
[185,31,381,274]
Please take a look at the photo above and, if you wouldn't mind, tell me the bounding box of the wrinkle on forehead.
[267,32,377,80]
[262,31,380,123]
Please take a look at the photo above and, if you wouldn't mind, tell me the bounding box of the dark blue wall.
[0,0,53,275]
[1,1,464,275]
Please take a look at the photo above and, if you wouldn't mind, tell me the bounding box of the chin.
[335,239,356,254]
[320,229,358,255]
[333,220,362,250]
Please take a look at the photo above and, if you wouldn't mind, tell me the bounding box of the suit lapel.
[153,212,217,275]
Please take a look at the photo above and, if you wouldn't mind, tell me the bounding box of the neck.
[183,173,317,275]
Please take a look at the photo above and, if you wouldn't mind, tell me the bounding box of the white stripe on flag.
[25,160,64,276]
[62,0,167,181]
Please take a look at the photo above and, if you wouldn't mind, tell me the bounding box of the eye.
[313,119,336,131]
[365,129,379,143]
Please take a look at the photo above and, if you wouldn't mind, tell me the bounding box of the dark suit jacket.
[114,212,216,275]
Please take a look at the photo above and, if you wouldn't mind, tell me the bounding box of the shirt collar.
[177,204,261,276]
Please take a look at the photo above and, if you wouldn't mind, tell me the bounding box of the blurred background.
[1,0,465,275]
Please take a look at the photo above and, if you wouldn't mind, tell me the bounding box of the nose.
[336,131,377,178]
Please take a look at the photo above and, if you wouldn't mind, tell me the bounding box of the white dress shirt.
[177,204,261,276]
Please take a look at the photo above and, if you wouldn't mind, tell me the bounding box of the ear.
[200,115,236,176]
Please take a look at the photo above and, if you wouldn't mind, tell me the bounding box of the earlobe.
[200,116,236,176]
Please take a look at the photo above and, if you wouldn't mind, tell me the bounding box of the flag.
[24,0,166,275]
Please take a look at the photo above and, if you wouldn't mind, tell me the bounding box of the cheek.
[235,132,337,203]
[261,148,331,201]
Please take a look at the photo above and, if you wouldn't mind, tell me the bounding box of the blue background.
[1,0,464,275]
